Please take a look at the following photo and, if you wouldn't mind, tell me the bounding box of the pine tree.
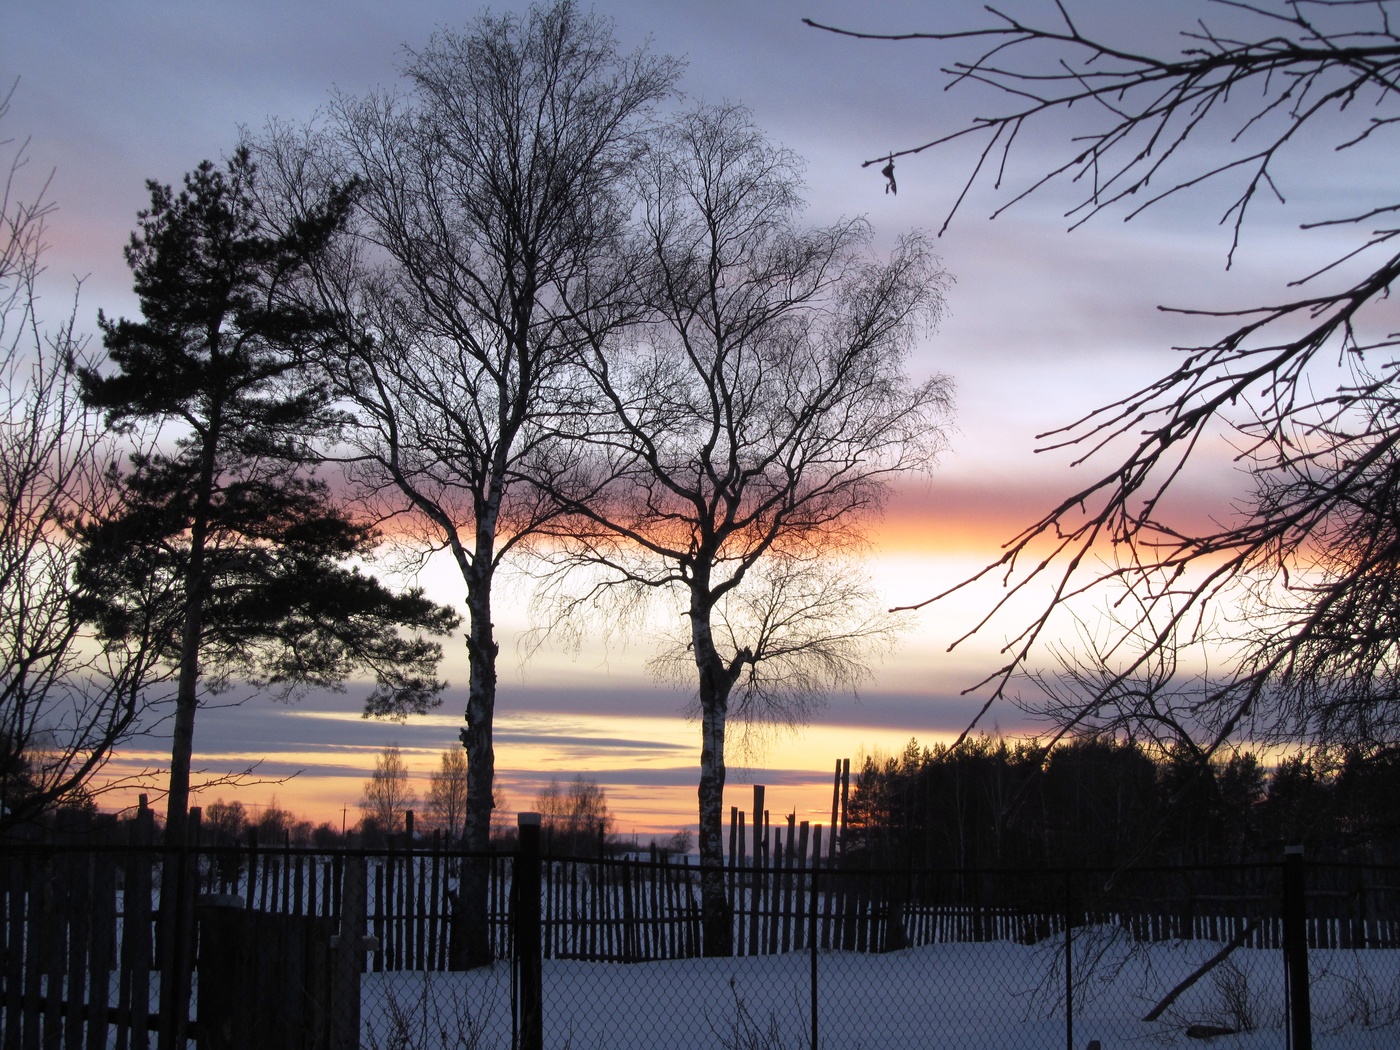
[79,149,458,843]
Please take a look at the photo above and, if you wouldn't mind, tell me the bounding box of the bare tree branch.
[811,1,1400,756]
[532,103,952,954]
[254,1,679,968]
[0,82,177,830]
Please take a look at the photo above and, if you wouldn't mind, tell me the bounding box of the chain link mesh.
[3,831,1398,1048]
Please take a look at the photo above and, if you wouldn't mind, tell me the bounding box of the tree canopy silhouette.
[255,0,678,965]
[539,103,952,954]
[79,148,458,842]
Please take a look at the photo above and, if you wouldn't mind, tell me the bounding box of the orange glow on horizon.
[91,712,969,838]
[84,452,1252,839]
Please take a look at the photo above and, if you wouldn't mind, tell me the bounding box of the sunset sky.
[4,0,1371,835]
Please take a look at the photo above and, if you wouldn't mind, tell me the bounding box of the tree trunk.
[164,607,203,847]
[697,697,731,955]
[452,561,497,969]
[165,422,218,848]
[692,613,734,956]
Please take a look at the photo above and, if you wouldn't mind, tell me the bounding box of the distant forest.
[844,737,1400,870]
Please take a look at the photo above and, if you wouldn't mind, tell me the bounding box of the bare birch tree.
[426,746,468,842]
[255,0,678,965]
[535,773,612,856]
[540,104,952,953]
[359,743,417,840]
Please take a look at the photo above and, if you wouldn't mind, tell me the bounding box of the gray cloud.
[10,0,1376,828]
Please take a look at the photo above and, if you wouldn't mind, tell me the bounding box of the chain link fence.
[531,859,1302,1050]
[3,813,1399,1048]
[509,822,1400,1050]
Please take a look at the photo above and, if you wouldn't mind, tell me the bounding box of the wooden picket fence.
[6,794,1400,1049]
[2,807,162,1049]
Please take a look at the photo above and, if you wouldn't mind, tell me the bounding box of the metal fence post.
[1064,870,1073,1050]
[809,863,819,1050]
[1283,845,1312,1050]
[515,813,543,1050]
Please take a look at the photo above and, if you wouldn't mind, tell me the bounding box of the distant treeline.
[845,737,1400,869]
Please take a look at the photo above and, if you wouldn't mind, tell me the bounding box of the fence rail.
[189,847,1400,963]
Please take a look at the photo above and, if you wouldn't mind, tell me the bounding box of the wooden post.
[735,810,746,956]
[749,787,764,956]
[330,856,370,1050]
[728,805,739,928]
[772,828,784,957]
[837,760,852,951]
[64,843,93,1048]
[294,852,305,916]
[429,831,441,968]
[828,763,841,866]
[794,821,810,951]
[587,855,598,960]
[2,845,23,1050]
[158,806,199,1050]
[648,856,662,960]
[19,832,50,1050]
[403,811,416,969]
[884,853,909,952]
[119,799,155,1050]
[389,841,400,970]
[621,861,636,963]
[244,826,258,913]
[838,760,850,855]
[782,814,797,953]
[42,843,65,1047]
[87,841,117,1050]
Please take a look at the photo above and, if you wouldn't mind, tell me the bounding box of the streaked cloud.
[11,0,1370,833]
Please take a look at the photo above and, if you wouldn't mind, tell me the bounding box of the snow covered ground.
[362,931,1400,1049]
